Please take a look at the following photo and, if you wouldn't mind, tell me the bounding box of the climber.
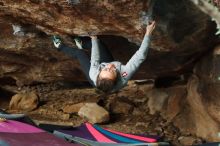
[53,21,156,93]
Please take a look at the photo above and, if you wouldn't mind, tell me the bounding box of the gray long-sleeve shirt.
[89,34,151,92]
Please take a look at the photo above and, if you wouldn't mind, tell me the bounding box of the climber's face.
[99,64,117,80]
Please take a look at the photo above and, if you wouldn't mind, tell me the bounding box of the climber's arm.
[89,36,101,84]
[123,21,156,80]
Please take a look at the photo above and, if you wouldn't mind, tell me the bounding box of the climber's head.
[96,64,117,93]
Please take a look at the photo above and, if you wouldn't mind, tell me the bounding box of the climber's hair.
[96,75,116,93]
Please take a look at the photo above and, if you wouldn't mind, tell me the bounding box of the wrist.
[145,32,151,36]
[90,36,97,39]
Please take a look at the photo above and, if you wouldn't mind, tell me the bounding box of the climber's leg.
[53,36,93,85]
[81,37,114,62]
[60,45,94,85]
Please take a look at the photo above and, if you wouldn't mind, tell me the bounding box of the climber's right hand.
[146,21,156,36]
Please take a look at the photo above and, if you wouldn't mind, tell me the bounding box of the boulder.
[78,103,109,124]
[9,91,39,111]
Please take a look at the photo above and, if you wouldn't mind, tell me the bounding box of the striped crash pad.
[53,123,169,145]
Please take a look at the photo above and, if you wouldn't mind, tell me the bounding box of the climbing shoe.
[12,24,25,36]
[67,0,80,5]
[52,36,62,48]
[74,37,83,49]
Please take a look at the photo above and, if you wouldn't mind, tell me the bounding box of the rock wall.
[193,45,220,140]
[156,46,220,141]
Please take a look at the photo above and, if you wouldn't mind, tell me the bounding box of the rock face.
[192,45,220,141]
[157,46,220,141]
[0,0,218,86]
[186,75,219,141]
[162,74,220,142]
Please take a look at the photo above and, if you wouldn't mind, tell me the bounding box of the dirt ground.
[0,81,204,146]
